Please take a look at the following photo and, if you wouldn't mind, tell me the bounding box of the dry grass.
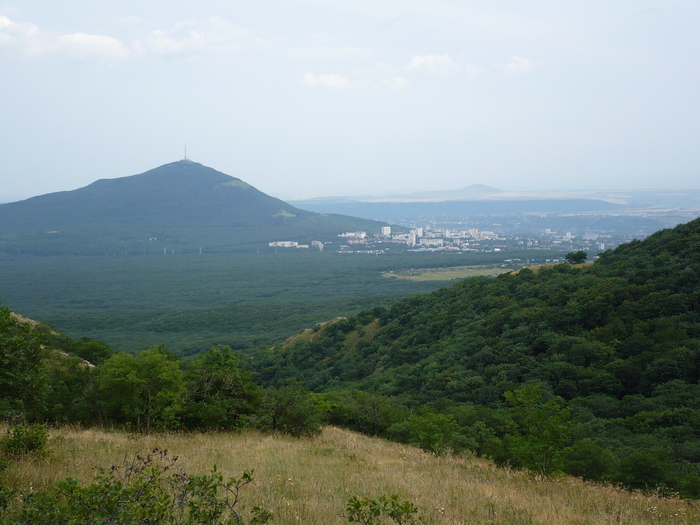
[4,425,700,525]
[511,262,594,275]
[382,266,509,281]
[279,318,347,347]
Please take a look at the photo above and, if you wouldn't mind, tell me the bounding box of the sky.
[1,1,699,202]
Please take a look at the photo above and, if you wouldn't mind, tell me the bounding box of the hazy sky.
[2,1,699,201]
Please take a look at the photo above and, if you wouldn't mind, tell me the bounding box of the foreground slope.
[0,160,387,254]
[4,426,699,524]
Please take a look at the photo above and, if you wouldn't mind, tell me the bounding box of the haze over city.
[2,1,699,202]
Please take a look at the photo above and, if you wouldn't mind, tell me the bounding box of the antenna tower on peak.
[183,143,190,161]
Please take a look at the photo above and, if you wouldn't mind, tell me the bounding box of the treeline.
[251,218,700,497]
[0,309,321,437]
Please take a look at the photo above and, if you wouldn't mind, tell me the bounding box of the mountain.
[291,198,623,221]
[0,160,388,255]
[254,217,700,493]
[370,183,506,202]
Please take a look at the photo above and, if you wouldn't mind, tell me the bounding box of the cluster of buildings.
[269,240,325,251]
[270,224,619,255]
[336,227,502,251]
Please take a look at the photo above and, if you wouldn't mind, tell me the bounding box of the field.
[4,425,698,525]
[0,249,558,355]
[382,265,511,281]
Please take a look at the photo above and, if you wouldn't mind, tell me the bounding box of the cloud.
[407,54,458,75]
[406,54,483,79]
[0,16,40,50]
[303,73,350,88]
[0,16,127,60]
[133,17,262,57]
[497,55,540,75]
[57,33,128,60]
[0,15,262,61]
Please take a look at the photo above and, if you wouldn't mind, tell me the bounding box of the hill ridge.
[0,161,388,254]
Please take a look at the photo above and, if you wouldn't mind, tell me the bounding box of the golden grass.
[511,262,595,275]
[279,318,347,347]
[4,426,700,525]
[382,266,509,281]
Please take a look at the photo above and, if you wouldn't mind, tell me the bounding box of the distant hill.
[291,198,623,220]
[0,160,388,255]
[381,183,506,201]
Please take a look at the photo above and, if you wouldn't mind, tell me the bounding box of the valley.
[0,249,558,355]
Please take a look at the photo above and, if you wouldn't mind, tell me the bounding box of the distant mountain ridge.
[291,199,623,220]
[0,160,388,255]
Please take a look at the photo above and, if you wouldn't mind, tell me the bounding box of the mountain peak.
[0,161,387,255]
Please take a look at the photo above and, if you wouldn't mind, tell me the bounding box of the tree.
[0,306,45,417]
[562,439,616,481]
[408,412,458,455]
[501,385,572,477]
[97,346,186,433]
[182,346,260,430]
[565,251,587,264]
[257,382,323,437]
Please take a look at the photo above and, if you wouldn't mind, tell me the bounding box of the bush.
[257,384,323,437]
[0,423,49,458]
[407,413,457,456]
[614,447,672,490]
[1,448,272,524]
[345,495,421,525]
[562,439,616,481]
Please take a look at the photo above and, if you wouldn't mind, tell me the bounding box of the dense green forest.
[0,250,554,354]
[4,217,700,498]
[249,217,700,495]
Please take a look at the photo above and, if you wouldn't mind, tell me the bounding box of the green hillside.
[252,217,700,494]
[0,160,388,255]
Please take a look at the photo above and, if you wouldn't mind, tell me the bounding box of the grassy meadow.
[5,425,699,525]
[382,265,511,281]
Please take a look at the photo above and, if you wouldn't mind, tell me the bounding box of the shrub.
[407,413,457,456]
[0,423,49,458]
[1,448,272,524]
[345,495,421,525]
[562,439,616,481]
[257,383,323,437]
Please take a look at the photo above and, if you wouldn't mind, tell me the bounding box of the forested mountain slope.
[256,217,700,400]
[253,217,700,493]
[0,160,387,254]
